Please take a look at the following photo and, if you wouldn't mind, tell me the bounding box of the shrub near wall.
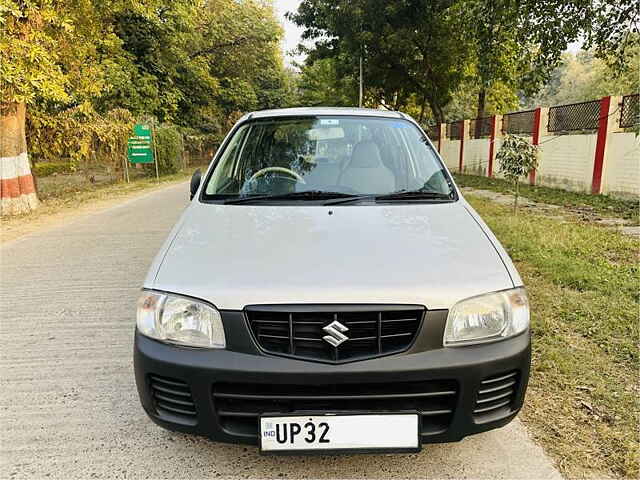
[151,125,184,175]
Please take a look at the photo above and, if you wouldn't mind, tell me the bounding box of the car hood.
[151,201,514,310]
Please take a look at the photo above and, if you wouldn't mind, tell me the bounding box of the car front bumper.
[134,321,531,447]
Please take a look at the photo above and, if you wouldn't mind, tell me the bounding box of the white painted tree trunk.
[1,103,39,215]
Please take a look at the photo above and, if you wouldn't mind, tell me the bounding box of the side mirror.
[190,169,202,200]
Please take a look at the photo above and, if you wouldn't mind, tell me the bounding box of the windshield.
[203,116,454,201]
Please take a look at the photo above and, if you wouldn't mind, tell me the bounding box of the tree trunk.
[427,99,445,126]
[418,96,427,124]
[0,102,39,216]
[514,179,519,215]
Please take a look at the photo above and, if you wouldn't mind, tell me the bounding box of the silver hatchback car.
[134,107,530,454]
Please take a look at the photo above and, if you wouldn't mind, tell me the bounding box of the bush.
[153,125,184,175]
[28,106,135,179]
[28,108,189,180]
[32,161,76,177]
[181,127,220,155]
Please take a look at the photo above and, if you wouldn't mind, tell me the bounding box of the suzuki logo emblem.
[322,320,349,347]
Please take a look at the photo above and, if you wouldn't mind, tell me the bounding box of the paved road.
[1,183,561,479]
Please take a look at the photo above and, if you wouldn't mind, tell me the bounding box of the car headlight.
[443,287,529,347]
[136,291,225,348]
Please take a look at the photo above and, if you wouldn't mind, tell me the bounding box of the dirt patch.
[461,187,640,238]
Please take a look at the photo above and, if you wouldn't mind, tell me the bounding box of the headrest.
[349,141,383,168]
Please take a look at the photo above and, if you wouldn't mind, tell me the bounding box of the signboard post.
[127,123,159,183]
[151,122,160,184]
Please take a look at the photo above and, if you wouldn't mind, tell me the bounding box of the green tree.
[0,0,114,214]
[462,0,526,125]
[444,79,519,123]
[298,58,357,107]
[496,134,539,214]
[291,0,637,125]
[100,2,210,124]
[461,0,638,125]
[519,0,638,81]
[523,47,639,108]
[1,0,293,216]
[290,0,474,123]
[196,0,287,118]
[101,0,287,128]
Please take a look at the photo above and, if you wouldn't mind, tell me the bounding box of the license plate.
[260,414,420,453]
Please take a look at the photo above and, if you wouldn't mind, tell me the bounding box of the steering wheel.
[249,167,306,185]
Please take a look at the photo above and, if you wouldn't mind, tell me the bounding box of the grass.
[455,173,639,224]
[466,194,639,479]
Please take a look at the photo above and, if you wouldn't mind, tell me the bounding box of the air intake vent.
[246,305,424,363]
[213,379,458,440]
[474,371,518,422]
[149,375,197,425]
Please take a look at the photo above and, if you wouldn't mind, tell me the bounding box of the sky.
[274,0,306,67]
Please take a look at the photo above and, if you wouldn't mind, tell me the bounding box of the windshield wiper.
[322,194,376,205]
[223,190,359,204]
[325,189,454,205]
[374,189,455,201]
[224,188,455,205]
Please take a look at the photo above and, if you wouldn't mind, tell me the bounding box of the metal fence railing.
[548,99,601,132]
[502,110,535,135]
[432,94,635,141]
[469,117,492,139]
[447,121,461,139]
[620,94,639,128]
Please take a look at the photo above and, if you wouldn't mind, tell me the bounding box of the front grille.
[149,375,197,425]
[474,371,519,422]
[246,305,424,363]
[213,380,458,439]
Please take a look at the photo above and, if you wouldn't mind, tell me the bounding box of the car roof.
[244,107,408,120]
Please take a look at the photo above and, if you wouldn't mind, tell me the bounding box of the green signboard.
[127,124,155,164]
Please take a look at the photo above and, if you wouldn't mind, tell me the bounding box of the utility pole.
[359,54,363,108]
